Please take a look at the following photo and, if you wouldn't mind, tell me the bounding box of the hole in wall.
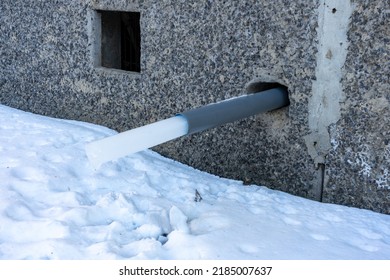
[246,82,290,109]
[98,10,141,72]
[246,82,287,94]
[246,82,290,108]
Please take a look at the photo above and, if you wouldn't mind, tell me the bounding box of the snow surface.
[0,104,389,260]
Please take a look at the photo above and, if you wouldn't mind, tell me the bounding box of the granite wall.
[324,1,390,212]
[0,0,388,213]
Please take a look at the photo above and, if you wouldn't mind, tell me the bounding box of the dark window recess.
[100,11,140,72]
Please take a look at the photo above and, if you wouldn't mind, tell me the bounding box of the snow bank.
[0,105,389,259]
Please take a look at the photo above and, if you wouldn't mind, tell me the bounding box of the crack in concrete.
[305,0,354,198]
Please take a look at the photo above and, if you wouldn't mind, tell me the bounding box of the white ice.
[0,104,389,260]
[85,116,188,169]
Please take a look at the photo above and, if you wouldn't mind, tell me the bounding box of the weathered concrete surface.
[324,1,390,212]
[139,0,320,201]
[0,0,388,213]
[0,0,141,129]
[304,0,353,169]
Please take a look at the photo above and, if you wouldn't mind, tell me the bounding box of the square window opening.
[99,10,141,72]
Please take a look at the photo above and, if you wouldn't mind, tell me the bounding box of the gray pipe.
[86,87,289,167]
[178,87,289,135]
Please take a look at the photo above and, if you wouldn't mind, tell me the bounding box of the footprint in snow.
[169,206,189,233]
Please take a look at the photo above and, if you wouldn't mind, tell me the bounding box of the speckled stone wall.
[139,0,321,203]
[0,0,142,129]
[324,1,390,212]
[0,0,388,213]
